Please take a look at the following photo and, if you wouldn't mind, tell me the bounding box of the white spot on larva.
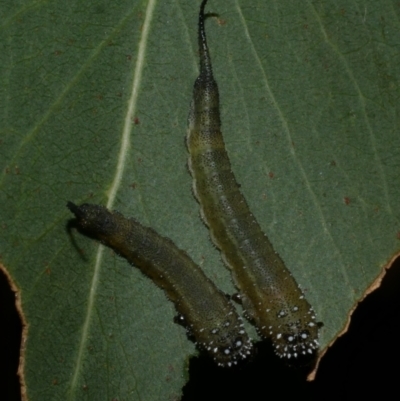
[294,352,298,358]
[224,348,231,355]
[268,326,272,329]
[200,328,204,332]
[212,328,218,334]
[225,322,230,327]
[307,349,313,354]
[236,340,242,347]
[301,333,308,339]
[213,347,218,353]
[308,322,315,327]
[299,295,304,299]
[288,336,294,342]
[239,330,245,334]
[277,333,282,339]
[293,306,299,312]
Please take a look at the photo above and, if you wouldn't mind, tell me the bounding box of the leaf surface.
[1,0,399,399]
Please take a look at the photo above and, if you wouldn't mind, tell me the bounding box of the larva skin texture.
[187,0,319,360]
[67,202,253,367]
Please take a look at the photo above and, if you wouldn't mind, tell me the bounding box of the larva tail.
[67,201,81,218]
[198,0,213,79]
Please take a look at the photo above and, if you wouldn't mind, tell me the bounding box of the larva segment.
[186,0,320,360]
[67,202,253,367]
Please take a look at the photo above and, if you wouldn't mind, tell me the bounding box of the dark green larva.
[67,202,253,367]
[187,0,320,359]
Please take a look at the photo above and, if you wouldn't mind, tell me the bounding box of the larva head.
[189,311,253,368]
[267,304,320,363]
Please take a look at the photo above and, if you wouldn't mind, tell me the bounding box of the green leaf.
[1,0,399,399]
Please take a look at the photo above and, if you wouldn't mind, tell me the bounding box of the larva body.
[187,0,319,359]
[67,202,253,367]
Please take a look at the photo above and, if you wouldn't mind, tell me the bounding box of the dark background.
[1,256,399,400]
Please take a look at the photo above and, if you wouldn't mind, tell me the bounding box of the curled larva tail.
[67,202,253,367]
[187,0,320,361]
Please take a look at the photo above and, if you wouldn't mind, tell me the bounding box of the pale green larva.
[187,0,320,360]
[67,202,253,367]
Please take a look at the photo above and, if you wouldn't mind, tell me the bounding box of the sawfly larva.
[67,202,253,367]
[187,0,320,360]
